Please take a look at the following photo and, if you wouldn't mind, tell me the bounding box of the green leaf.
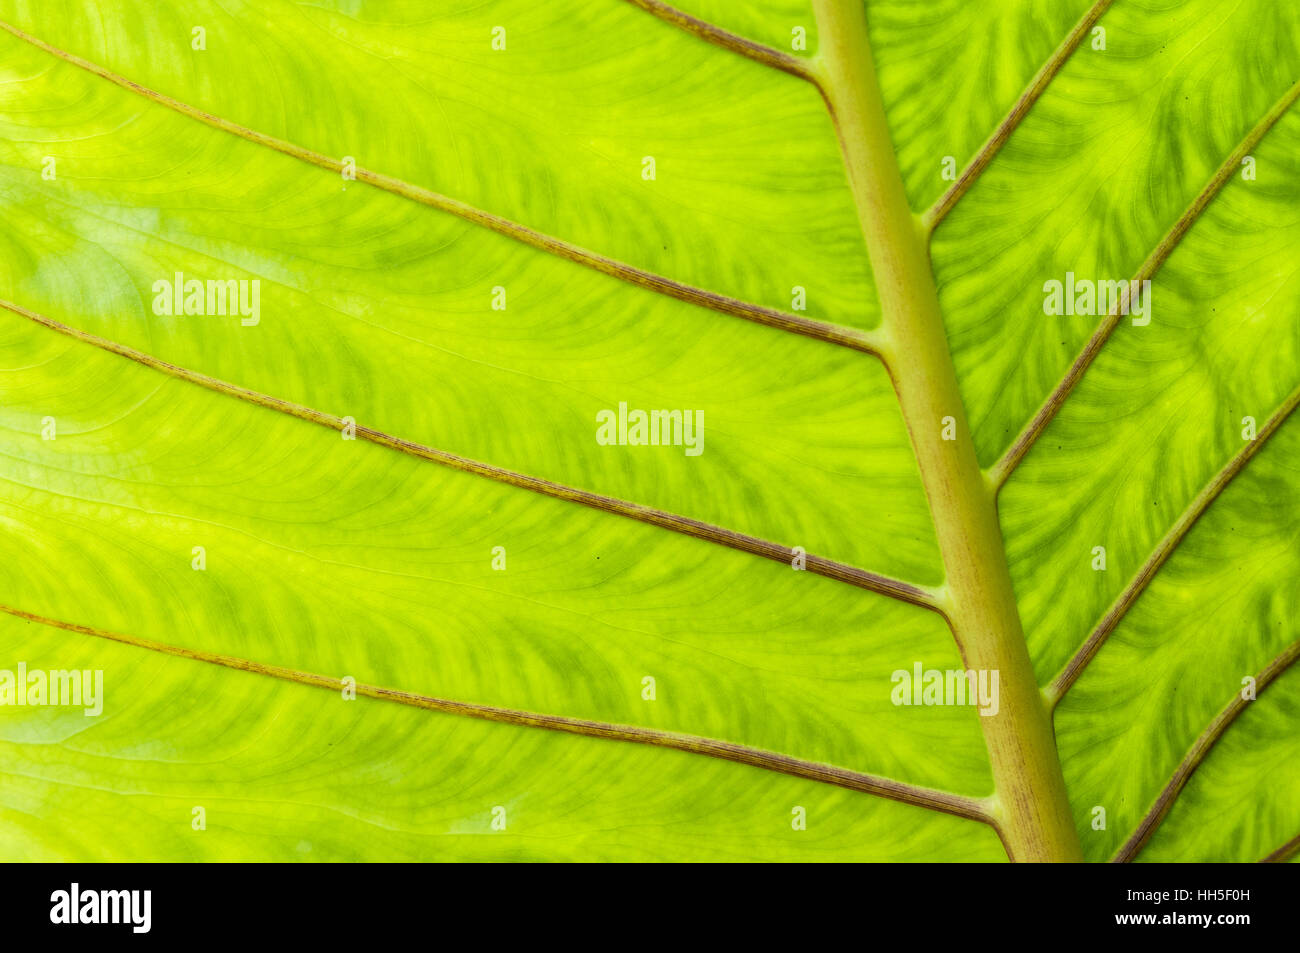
[0,0,1295,862]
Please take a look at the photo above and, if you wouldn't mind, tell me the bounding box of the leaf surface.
[0,0,1295,861]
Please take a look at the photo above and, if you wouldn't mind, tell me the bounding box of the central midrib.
[809,0,1083,862]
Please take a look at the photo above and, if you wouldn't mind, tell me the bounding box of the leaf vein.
[990,77,1300,488]
[622,0,817,84]
[0,297,940,611]
[0,19,879,356]
[922,0,1116,231]
[1110,638,1300,863]
[1046,382,1300,705]
[0,602,993,825]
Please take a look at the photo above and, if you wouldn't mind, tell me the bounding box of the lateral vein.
[0,298,941,612]
[0,19,878,357]
[0,603,991,824]
[622,0,817,83]
[1260,832,1300,863]
[990,78,1300,489]
[1110,639,1300,863]
[922,0,1115,232]
[1047,383,1300,706]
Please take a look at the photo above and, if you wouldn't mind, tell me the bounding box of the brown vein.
[0,603,991,824]
[622,0,817,84]
[1046,383,1300,706]
[1111,639,1300,863]
[0,298,941,612]
[0,19,877,357]
[922,0,1115,232]
[1260,832,1300,863]
[990,78,1300,489]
